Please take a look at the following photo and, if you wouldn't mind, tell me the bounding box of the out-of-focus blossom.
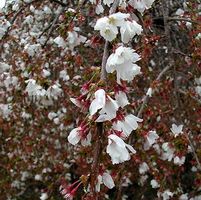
[144,130,159,150]
[129,0,155,13]
[170,123,183,137]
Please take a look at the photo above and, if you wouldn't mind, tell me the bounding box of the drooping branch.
[90,123,103,199]
[168,17,201,25]
[178,89,201,105]
[100,41,109,81]
[90,0,120,198]
[137,65,172,118]
[100,0,120,81]
[186,133,201,171]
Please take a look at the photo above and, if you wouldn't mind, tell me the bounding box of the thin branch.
[178,89,201,105]
[168,17,201,25]
[90,1,120,198]
[137,65,172,118]
[38,15,55,39]
[100,41,109,81]
[90,123,103,200]
[42,8,64,47]
[186,133,201,171]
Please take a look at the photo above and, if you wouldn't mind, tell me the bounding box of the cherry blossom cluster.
[94,12,142,42]
[66,0,158,194]
[1,0,201,199]
[90,0,156,15]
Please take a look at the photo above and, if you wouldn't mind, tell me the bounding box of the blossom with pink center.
[89,89,119,122]
[70,94,90,111]
[68,125,91,146]
[112,114,143,137]
[106,134,136,164]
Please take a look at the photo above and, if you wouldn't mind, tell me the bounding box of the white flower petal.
[0,0,6,9]
[109,12,130,27]
[89,89,106,116]
[115,91,129,108]
[96,175,103,192]
[95,95,119,122]
[102,173,115,189]
[170,123,183,137]
[106,46,141,83]
[107,134,135,164]
[68,127,81,145]
[81,132,91,146]
[126,144,136,154]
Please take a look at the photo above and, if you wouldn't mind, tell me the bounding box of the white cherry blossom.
[170,123,183,137]
[106,134,136,164]
[146,87,153,97]
[25,79,46,100]
[96,172,115,192]
[161,142,175,161]
[89,89,106,116]
[68,127,91,146]
[54,36,66,48]
[144,130,159,150]
[106,46,141,84]
[173,156,185,166]
[112,114,143,137]
[115,91,129,108]
[150,179,160,188]
[94,12,132,42]
[96,96,119,122]
[120,20,143,43]
[103,0,114,7]
[129,0,155,13]
[179,194,188,200]
[89,89,119,122]
[139,162,149,174]
[161,190,174,200]
[102,172,115,189]
[0,0,6,9]
[109,12,130,27]
[40,193,48,200]
[94,17,118,41]
[95,3,104,14]
[67,30,86,50]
